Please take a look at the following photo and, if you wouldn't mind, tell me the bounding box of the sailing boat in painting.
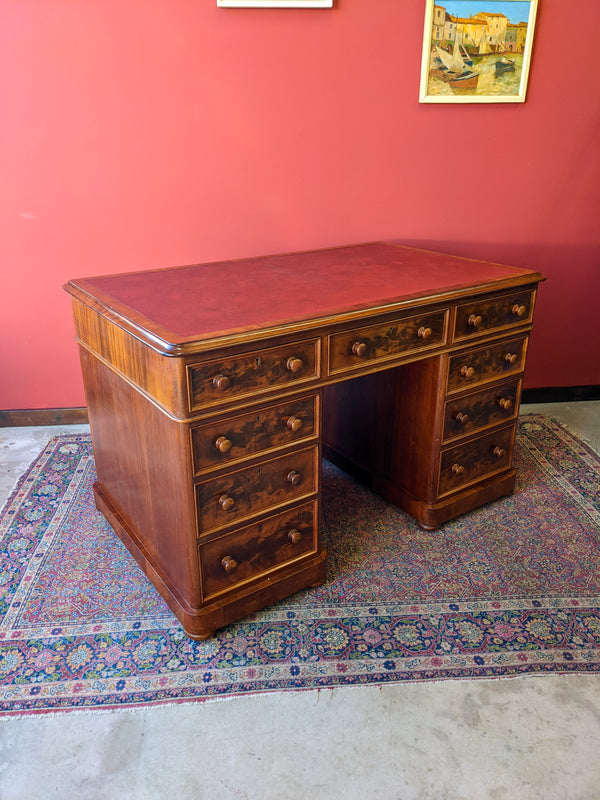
[430,35,480,89]
[471,34,493,59]
[460,42,474,66]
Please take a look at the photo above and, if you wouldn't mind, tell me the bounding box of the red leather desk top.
[65,243,542,352]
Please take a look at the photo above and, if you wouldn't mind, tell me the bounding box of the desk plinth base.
[93,483,328,640]
[323,444,516,531]
[374,469,517,531]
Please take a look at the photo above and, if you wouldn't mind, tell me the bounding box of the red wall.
[1,0,599,409]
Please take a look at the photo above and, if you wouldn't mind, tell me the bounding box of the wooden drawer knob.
[219,494,236,512]
[288,528,302,544]
[286,415,303,432]
[454,412,469,425]
[417,326,432,340]
[286,470,303,486]
[351,341,368,357]
[492,446,505,458]
[221,555,238,573]
[503,352,518,365]
[215,435,233,454]
[512,304,527,317]
[451,463,465,476]
[468,314,483,328]
[212,374,230,391]
[497,397,513,411]
[286,356,303,374]
[460,365,475,379]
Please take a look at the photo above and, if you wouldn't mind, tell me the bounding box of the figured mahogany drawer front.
[438,426,514,498]
[328,310,448,375]
[187,339,319,412]
[196,446,318,535]
[447,337,527,393]
[199,502,318,601]
[454,291,534,341]
[191,395,319,476]
[443,379,521,442]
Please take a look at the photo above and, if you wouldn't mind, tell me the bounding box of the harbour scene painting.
[420,0,538,103]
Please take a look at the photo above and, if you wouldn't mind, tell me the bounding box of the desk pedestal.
[323,352,521,530]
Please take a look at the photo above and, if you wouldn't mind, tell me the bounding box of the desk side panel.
[78,347,202,613]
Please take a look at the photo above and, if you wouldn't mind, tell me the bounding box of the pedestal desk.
[64,243,544,639]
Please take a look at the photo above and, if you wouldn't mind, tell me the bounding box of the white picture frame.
[419,0,538,103]
[218,0,332,7]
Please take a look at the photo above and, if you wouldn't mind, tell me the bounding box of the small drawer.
[196,446,318,535]
[443,379,521,443]
[199,502,318,601]
[191,395,319,475]
[328,310,448,376]
[187,339,320,412]
[454,291,535,341]
[438,426,515,498]
[447,337,527,393]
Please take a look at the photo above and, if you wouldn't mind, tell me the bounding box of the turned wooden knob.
[215,435,233,454]
[221,555,238,573]
[454,411,469,425]
[286,470,302,486]
[492,446,505,458]
[351,341,368,357]
[512,304,526,317]
[219,494,235,512]
[460,365,475,379]
[504,352,518,365]
[288,528,302,544]
[417,326,432,340]
[286,356,303,374]
[286,415,303,432]
[451,463,465,476]
[468,314,482,328]
[213,374,230,391]
[497,397,513,411]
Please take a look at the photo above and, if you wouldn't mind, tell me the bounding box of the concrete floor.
[0,402,599,799]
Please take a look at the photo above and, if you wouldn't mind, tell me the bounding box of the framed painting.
[419,0,538,103]
[217,0,332,6]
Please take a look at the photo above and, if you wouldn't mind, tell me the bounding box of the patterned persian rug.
[1,415,599,716]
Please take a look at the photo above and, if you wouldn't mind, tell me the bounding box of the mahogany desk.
[65,243,544,638]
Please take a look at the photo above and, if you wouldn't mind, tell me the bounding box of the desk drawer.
[199,502,318,601]
[196,446,318,535]
[187,339,319,412]
[447,337,527,393]
[438,426,514,498]
[328,310,448,376]
[191,395,319,475]
[454,290,534,341]
[443,379,521,443]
